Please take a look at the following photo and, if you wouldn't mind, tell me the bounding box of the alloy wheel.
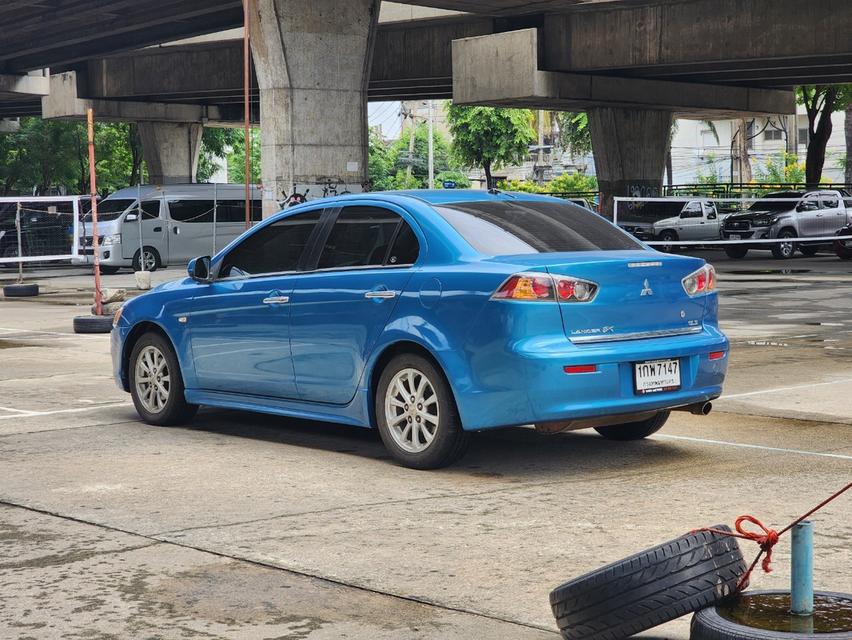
[134,345,171,413]
[384,368,440,453]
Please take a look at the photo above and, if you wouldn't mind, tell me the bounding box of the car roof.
[375,189,567,206]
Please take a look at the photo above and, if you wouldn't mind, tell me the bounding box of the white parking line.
[0,406,36,415]
[656,434,852,461]
[722,378,852,399]
[0,403,129,420]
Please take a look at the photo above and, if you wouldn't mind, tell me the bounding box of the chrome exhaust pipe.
[675,402,712,416]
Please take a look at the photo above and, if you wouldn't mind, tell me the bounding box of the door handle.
[173,226,181,234]
[153,226,162,232]
[365,290,396,300]
[816,214,823,218]
[262,296,290,305]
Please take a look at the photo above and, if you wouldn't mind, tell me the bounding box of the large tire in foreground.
[549,526,746,640]
[73,315,115,334]
[3,283,39,297]
[691,590,852,640]
[129,331,198,426]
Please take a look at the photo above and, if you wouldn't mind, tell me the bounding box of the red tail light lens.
[491,273,554,301]
[492,273,599,302]
[682,264,716,296]
[555,277,598,303]
[564,364,597,374]
[709,351,726,360]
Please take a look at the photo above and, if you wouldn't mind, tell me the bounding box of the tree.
[198,128,239,182]
[798,85,852,186]
[368,127,395,191]
[226,128,261,184]
[446,104,536,189]
[845,104,852,185]
[754,152,805,184]
[553,112,591,159]
[388,122,453,186]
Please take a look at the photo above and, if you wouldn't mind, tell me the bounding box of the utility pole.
[404,104,416,180]
[427,100,435,189]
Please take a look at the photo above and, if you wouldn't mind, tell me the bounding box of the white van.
[73,184,262,273]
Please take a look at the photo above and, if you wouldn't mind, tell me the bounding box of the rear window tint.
[435,200,643,254]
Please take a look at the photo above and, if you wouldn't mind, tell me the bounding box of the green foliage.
[0,117,143,196]
[446,104,536,188]
[434,170,471,189]
[226,128,261,184]
[554,112,591,158]
[368,121,455,190]
[696,154,721,185]
[368,127,396,191]
[498,172,598,194]
[754,152,806,184]
[198,128,239,182]
[385,169,422,191]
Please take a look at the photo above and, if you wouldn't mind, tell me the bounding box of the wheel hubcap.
[142,251,156,270]
[134,345,170,413]
[385,368,439,453]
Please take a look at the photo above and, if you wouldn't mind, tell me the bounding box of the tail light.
[492,272,598,303]
[682,264,716,296]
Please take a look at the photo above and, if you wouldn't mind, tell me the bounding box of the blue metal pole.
[790,520,814,616]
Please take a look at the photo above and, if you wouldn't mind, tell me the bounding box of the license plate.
[728,233,741,241]
[634,359,681,394]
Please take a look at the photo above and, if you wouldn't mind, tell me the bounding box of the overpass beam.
[137,122,203,185]
[587,108,672,217]
[249,0,379,215]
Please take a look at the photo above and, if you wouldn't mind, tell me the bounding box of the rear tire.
[375,353,469,469]
[771,230,797,259]
[724,245,749,259]
[129,332,198,426]
[594,410,669,440]
[132,247,161,272]
[550,526,746,640]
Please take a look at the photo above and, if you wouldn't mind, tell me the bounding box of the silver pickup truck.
[652,200,724,251]
[721,190,852,259]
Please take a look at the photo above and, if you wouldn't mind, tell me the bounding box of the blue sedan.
[111,191,728,469]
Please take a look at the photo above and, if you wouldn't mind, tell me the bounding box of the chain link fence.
[0,197,84,272]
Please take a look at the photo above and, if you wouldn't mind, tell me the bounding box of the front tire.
[99,265,121,275]
[376,353,469,469]
[594,410,669,440]
[129,332,198,426]
[132,247,161,272]
[771,229,797,259]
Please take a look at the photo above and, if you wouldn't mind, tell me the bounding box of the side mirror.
[707,212,717,220]
[125,213,138,221]
[188,256,212,283]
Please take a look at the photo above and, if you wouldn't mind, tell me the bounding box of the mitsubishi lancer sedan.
[111,191,728,469]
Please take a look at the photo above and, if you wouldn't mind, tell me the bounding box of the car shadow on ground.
[182,407,696,480]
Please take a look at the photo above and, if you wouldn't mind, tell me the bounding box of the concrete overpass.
[1,0,850,211]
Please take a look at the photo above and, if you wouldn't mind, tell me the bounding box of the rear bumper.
[456,325,728,430]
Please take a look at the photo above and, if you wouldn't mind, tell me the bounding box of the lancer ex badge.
[640,279,654,296]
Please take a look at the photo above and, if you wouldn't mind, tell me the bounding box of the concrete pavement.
[1,252,851,639]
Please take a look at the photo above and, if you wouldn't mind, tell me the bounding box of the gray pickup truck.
[721,189,852,259]
[652,200,724,250]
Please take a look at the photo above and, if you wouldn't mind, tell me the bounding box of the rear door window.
[219,210,323,278]
[317,206,410,269]
[435,200,643,255]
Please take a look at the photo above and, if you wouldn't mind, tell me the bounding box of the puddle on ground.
[718,592,852,634]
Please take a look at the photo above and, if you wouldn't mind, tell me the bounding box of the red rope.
[694,481,851,592]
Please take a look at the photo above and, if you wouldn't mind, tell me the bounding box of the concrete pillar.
[587,107,673,218]
[250,0,379,216]
[137,121,203,185]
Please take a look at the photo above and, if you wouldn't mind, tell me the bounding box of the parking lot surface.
[1,251,851,639]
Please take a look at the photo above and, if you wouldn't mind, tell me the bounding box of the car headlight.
[101,233,121,246]
[752,218,777,227]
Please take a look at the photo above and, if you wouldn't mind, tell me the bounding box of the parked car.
[721,190,852,259]
[835,223,852,260]
[112,191,728,469]
[652,199,724,251]
[73,184,263,274]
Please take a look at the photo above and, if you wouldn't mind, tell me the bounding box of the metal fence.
[0,196,83,270]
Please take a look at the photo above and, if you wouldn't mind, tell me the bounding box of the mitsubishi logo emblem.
[640,279,654,296]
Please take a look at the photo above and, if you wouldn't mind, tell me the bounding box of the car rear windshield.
[434,200,643,254]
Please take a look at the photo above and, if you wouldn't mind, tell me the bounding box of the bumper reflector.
[564,364,597,374]
[709,351,726,360]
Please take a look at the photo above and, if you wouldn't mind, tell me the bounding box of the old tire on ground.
[375,352,470,470]
[594,410,670,441]
[690,590,852,640]
[771,230,797,259]
[73,315,115,334]
[549,526,745,640]
[129,331,198,426]
[3,283,39,297]
[724,245,749,259]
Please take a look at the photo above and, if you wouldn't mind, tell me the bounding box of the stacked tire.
[550,526,746,640]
